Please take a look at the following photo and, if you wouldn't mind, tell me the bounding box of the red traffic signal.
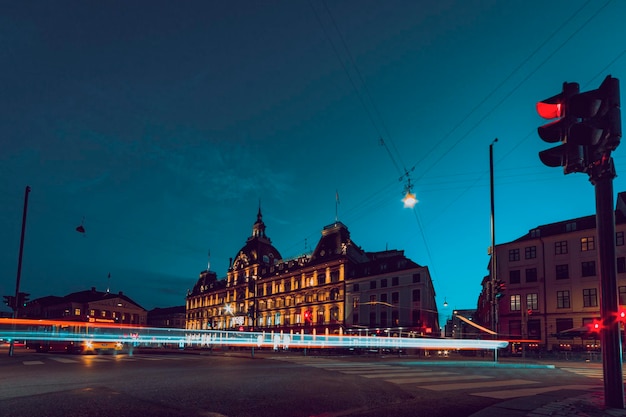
[537,82,586,174]
[537,76,621,175]
[303,310,312,322]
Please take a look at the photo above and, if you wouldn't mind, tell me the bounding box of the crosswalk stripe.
[361,371,456,379]
[49,357,78,363]
[23,361,44,365]
[472,384,597,399]
[422,378,536,392]
[336,367,410,373]
[392,375,490,385]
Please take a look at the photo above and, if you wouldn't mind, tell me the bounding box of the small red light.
[536,102,562,119]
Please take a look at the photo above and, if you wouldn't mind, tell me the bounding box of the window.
[353,283,360,291]
[566,222,577,232]
[509,249,520,261]
[380,311,387,327]
[525,268,537,283]
[413,273,421,283]
[509,320,522,337]
[369,295,376,305]
[526,293,538,311]
[617,231,624,246]
[510,294,521,311]
[620,287,626,305]
[555,241,568,255]
[412,310,421,326]
[392,292,399,305]
[582,261,596,277]
[380,293,388,303]
[74,308,81,316]
[380,278,388,288]
[392,276,399,286]
[369,312,376,327]
[370,281,376,290]
[412,289,421,302]
[509,270,521,284]
[618,257,626,274]
[556,264,569,280]
[530,228,541,238]
[392,310,399,326]
[557,290,571,308]
[580,236,595,251]
[318,274,326,285]
[556,318,574,333]
[525,246,536,259]
[583,288,598,307]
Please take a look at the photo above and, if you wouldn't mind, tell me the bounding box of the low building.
[21,287,147,325]
[147,306,186,328]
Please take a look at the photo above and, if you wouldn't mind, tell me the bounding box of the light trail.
[0,318,508,351]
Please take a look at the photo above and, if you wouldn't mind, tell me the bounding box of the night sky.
[2,1,625,316]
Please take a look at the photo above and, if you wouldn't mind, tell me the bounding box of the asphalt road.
[0,348,602,417]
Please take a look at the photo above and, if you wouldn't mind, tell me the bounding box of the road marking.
[561,368,603,379]
[50,357,78,363]
[395,375,491,385]
[23,361,45,365]
[471,384,597,399]
[422,378,537,391]
[361,371,456,379]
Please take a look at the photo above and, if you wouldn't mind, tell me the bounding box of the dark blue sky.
[1,1,625,314]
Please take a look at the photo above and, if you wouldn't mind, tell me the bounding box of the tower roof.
[230,207,282,271]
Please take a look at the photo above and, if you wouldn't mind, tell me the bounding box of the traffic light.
[17,292,29,307]
[303,310,312,323]
[537,76,621,174]
[494,280,506,299]
[568,75,621,165]
[3,295,15,310]
[537,82,584,174]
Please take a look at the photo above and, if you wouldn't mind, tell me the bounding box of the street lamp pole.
[489,139,498,342]
[9,185,30,357]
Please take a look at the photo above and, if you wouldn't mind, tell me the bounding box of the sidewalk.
[470,389,626,417]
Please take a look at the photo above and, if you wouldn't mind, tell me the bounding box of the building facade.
[186,209,439,338]
[477,192,626,353]
[21,287,147,325]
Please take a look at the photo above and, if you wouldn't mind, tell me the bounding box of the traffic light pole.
[590,158,624,409]
[9,185,30,357]
[589,156,624,408]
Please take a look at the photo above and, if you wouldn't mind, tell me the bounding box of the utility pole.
[9,185,30,357]
[489,139,498,337]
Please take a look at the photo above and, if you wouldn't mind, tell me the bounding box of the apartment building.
[477,192,626,353]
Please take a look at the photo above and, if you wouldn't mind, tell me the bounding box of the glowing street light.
[402,177,417,208]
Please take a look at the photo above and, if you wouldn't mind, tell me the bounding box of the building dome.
[230,206,282,271]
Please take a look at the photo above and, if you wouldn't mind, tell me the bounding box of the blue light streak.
[0,318,508,351]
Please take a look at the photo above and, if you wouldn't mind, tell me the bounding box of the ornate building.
[186,208,440,338]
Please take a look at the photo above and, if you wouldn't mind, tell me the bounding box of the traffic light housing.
[494,280,506,300]
[3,295,15,310]
[17,292,29,308]
[537,82,584,173]
[537,76,621,175]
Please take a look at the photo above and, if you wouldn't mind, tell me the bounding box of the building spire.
[252,201,266,238]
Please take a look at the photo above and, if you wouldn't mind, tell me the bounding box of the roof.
[229,207,282,272]
[31,287,146,311]
[512,191,626,242]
